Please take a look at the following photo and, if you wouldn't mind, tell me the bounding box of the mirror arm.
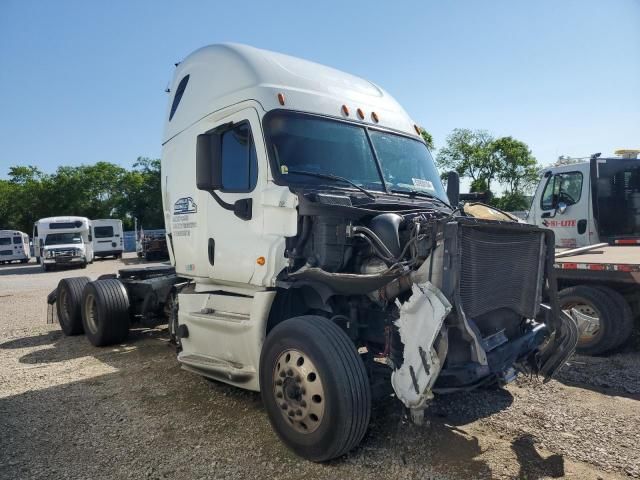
[208,191,252,221]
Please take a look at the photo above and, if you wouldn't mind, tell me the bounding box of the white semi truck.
[528,151,640,355]
[34,216,94,271]
[0,230,30,264]
[49,44,577,461]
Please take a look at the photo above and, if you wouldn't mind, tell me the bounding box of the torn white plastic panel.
[391,282,452,411]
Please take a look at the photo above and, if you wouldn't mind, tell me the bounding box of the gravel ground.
[0,254,638,479]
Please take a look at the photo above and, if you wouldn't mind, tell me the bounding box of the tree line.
[0,158,163,234]
[0,128,540,235]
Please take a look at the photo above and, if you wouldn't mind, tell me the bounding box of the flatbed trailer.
[554,245,639,355]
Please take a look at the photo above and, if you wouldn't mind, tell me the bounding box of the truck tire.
[259,315,371,462]
[593,285,634,350]
[56,277,91,336]
[81,279,130,346]
[558,286,619,355]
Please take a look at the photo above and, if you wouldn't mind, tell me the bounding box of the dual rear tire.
[56,277,130,346]
[559,285,634,355]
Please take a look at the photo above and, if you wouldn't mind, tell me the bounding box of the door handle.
[208,238,215,266]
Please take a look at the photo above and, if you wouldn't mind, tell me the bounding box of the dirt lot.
[1,254,639,479]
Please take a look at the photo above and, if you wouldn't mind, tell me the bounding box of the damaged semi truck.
[49,44,577,461]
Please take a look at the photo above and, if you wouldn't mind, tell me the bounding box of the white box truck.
[0,230,30,264]
[34,216,94,271]
[49,44,577,461]
[92,219,123,259]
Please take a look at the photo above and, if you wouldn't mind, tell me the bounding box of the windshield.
[369,130,446,199]
[45,232,83,246]
[264,111,447,202]
[0,238,10,246]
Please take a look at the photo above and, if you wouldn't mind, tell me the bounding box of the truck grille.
[52,248,77,257]
[459,225,545,319]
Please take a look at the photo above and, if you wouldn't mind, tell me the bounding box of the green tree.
[436,128,499,193]
[118,157,163,230]
[493,137,539,194]
[420,128,435,150]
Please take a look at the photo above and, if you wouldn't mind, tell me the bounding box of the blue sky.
[1,0,638,192]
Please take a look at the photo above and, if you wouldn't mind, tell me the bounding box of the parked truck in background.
[34,216,94,271]
[529,150,640,248]
[0,230,30,264]
[48,44,577,461]
[92,219,123,259]
[528,151,640,355]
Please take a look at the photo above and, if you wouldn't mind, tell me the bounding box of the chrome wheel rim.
[84,293,99,334]
[564,303,600,343]
[272,349,325,434]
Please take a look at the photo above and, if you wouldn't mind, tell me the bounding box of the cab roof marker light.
[414,124,421,135]
[371,111,379,123]
[277,93,285,106]
[341,105,350,116]
[357,108,365,120]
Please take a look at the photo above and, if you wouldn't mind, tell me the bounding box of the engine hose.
[350,225,395,260]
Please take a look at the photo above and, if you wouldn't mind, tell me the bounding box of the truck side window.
[541,172,583,210]
[220,123,258,192]
[169,74,189,121]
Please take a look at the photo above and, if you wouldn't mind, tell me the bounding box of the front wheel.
[259,315,371,462]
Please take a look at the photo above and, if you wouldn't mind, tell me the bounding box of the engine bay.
[277,190,578,418]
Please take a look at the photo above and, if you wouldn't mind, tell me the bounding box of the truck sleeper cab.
[0,230,30,264]
[50,44,577,462]
[92,218,123,259]
[34,216,94,271]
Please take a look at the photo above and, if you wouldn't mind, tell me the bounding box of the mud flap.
[534,306,578,381]
[391,282,452,423]
[46,288,58,324]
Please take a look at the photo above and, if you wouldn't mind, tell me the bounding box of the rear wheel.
[57,277,91,336]
[81,279,130,346]
[593,285,634,350]
[559,286,619,355]
[259,315,371,462]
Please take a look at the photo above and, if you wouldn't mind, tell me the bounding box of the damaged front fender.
[390,282,451,421]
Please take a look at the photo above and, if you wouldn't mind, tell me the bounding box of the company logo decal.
[174,197,197,215]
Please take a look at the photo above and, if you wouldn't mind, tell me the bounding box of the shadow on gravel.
[0,330,64,349]
[0,264,42,276]
[512,434,564,479]
[1,328,168,365]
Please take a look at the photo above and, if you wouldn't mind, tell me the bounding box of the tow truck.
[529,150,640,354]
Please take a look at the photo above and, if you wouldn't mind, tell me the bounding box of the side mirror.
[557,202,567,215]
[446,171,460,207]
[196,132,223,191]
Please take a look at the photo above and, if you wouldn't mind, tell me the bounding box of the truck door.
[536,166,590,247]
[203,108,266,285]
